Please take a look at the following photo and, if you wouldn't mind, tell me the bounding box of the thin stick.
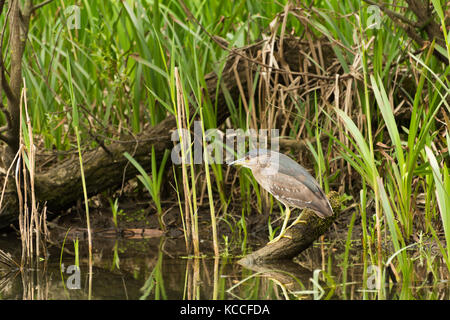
[31,0,54,13]
[0,146,21,210]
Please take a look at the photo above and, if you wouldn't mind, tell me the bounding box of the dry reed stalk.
[174,67,200,256]
[13,81,47,267]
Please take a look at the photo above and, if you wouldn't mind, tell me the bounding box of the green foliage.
[124,148,170,216]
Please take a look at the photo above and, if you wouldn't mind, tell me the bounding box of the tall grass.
[66,55,93,299]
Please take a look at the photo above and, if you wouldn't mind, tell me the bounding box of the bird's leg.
[268,206,291,244]
[287,210,307,230]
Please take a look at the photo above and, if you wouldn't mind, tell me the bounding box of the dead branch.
[31,0,54,13]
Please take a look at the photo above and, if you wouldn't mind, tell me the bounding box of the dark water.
[1,232,449,300]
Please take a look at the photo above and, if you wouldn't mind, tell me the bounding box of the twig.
[0,102,12,129]
[31,0,54,13]
[0,145,22,210]
[363,0,422,28]
[0,71,16,104]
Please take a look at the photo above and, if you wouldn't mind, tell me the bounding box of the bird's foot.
[268,233,292,244]
[292,219,307,225]
[284,219,307,233]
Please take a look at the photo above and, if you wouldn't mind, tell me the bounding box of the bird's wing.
[275,154,322,194]
[264,173,316,208]
[257,171,333,218]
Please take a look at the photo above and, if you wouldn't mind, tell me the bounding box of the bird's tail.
[310,192,334,218]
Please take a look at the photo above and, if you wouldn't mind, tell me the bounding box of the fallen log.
[0,116,176,229]
[238,191,341,263]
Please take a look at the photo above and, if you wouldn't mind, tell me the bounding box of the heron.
[230,149,333,243]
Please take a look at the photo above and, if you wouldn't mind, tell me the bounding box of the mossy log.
[238,191,341,263]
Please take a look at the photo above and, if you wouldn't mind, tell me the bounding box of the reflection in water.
[0,234,449,300]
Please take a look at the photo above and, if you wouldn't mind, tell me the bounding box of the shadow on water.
[1,231,449,300]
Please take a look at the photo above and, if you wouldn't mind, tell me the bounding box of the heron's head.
[229,149,280,172]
